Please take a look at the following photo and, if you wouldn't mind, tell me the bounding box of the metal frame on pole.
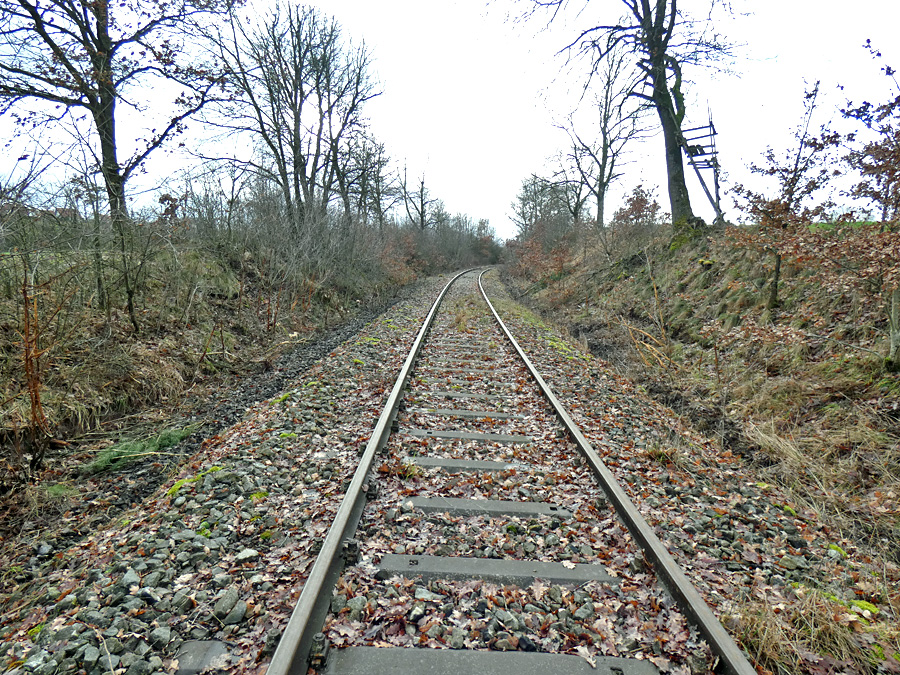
[679,116,725,225]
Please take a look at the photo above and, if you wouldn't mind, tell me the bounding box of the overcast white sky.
[4,1,896,240]
[301,0,900,240]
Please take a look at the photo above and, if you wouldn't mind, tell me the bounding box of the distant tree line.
[0,2,500,301]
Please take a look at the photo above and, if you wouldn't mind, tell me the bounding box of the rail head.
[476,270,756,675]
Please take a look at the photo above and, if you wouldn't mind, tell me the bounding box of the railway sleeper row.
[266,270,755,675]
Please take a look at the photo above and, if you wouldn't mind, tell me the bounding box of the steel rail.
[477,271,756,675]
[266,269,473,675]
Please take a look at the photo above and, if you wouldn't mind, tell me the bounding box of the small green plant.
[167,465,222,497]
[645,442,680,465]
[260,530,274,540]
[249,491,268,501]
[26,624,43,640]
[828,543,848,558]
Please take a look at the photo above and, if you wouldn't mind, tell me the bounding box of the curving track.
[267,270,755,675]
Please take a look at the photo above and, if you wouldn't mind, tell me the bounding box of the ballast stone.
[174,640,229,675]
[235,548,260,563]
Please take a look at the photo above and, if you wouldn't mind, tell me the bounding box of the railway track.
[267,270,755,675]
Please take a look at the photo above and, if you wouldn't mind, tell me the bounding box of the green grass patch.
[44,483,77,498]
[778,504,798,517]
[82,426,195,475]
[849,600,879,615]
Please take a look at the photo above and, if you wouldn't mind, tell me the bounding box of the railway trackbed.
[267,270,756,675]
[3,269,893,675]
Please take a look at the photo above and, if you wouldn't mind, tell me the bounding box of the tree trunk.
[888,285,900,371]
[97,115,138,332]
[596,189,606,232]
[92,208,106,316]
[647,26,695,229]
[655,99,694,227]
[767,251,782,311]
[110,191,139,333]
[94,2,139,332]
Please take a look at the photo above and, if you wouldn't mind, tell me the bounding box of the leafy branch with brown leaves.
[731,81,843,312]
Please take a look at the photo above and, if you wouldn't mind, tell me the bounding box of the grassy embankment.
[507,229,900,671]
[0,243,413,490]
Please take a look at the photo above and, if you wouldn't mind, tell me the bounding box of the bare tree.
[0,0,236,330]
[366,143,401,232]
[562,42,647,240]
[526,0,733,229]
[402,169,436,231]
[336,132,399,233]
[206,5,379,236]
[551,154,589,240]
[732,83,841,311]
[843,42,900,229]
[511,173,572,249]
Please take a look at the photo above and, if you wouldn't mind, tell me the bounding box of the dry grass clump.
[449,298,480,333]
[640,439,703,475]
[733,587,900,675]
[745,415,900,554]
[1,322,190,435]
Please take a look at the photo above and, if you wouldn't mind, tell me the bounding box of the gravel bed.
[320,274,714,673]
[0,275,450,675]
